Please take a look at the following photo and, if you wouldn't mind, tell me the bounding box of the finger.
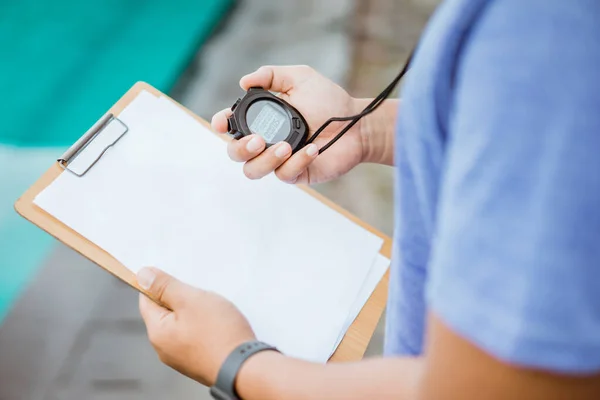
[274,143,319,183]
[227,134,266,163]
[139,292,171,326]
[137,267,195,310]
[239,65,312,93]
[211,108,232,133]
[243,142,292,180]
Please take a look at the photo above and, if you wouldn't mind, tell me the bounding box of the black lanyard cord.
[306,49,414,154]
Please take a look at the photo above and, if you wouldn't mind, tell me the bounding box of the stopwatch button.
[231,98,241,111]
[293,118,301,129]
[227,116,237,133]
[232,131,244,140]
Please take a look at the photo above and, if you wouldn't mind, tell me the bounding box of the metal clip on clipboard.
[58,113,129,177]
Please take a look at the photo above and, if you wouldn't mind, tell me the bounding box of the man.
[136,0,600,398]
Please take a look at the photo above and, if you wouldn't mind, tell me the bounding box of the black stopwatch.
[227,87,309,153]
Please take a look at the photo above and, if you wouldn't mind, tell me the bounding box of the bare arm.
[236,314,600,400]
[237,349,421,400]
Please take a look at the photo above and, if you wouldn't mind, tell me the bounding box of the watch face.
[246,100,291,143]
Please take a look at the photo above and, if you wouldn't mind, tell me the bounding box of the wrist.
[236,350,286,400]
[353,98,398,166]
[210,341,280,400]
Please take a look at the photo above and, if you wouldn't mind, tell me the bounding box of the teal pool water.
[1,0,233,147]
[0,0,233,322]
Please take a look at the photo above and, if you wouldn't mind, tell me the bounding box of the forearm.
[355,98,398,166]
[236,352,422,400]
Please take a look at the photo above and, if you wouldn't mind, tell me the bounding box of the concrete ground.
[0,1,437,399]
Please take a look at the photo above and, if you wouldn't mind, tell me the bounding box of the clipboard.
[14,82,391,362]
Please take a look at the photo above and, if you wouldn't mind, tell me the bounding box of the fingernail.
[275,143,290,158]
[137,268,156,290]
[246,136,263,152]
[306,144,318,157]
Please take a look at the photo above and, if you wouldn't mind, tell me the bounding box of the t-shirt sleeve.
[427,0,600,373]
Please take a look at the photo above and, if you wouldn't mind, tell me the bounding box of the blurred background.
[0,1,437,398]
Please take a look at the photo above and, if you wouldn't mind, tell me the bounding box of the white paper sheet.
[34,91,384,362]
[331,253,390,354]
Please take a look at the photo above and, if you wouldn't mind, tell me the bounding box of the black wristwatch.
[210,341,280,400]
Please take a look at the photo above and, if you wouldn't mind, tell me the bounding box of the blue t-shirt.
[385,0,600,373]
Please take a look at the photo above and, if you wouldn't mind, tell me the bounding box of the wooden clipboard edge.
[14,81,391,362]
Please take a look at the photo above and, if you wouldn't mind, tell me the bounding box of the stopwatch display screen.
[246,100,291,143]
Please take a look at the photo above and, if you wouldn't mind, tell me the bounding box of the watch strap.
[210,341,280,400]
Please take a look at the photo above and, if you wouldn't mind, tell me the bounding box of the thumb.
[137,267,192,310]
[239,65,311,93]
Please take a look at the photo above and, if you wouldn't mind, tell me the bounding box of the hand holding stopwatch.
[227,50,413,155]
